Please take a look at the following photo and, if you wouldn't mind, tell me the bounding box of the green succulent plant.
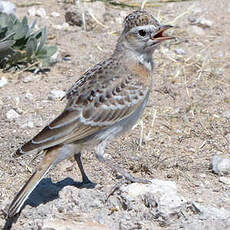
[0,13,57,71]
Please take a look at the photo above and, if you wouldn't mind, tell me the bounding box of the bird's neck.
[113,43,154,73]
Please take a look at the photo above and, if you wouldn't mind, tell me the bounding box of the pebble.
[23,75,40,83]
[211,154,230,175]
[36,8,46,18]
[0,77,8,88]
[25,93,33,100]
[190,25,205,36]
[21,121,34,129]
[51,12,60,17]
[121,179,187,218]
[0,98,3,108]
[222,111,230,119]
[48,89,65,100]
[6,109,20,120]
[53,23,70,31]
[219,177,230,185]
[0,0,16,15]
[28,7,36,17]
[197,18,213,28]
[174,48,186,55]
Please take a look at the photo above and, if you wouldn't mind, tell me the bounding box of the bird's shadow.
[3,177,96,230]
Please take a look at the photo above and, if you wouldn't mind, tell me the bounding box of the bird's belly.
[89,91,150,144]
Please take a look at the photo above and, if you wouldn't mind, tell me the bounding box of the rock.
[0,98,3,108]
[21,121,34,129]
[42,218,110,230]
[192,202,230,220]
[36,7,46,18]
[48,89,65,100]
[0,77,8,88]
[0,0,16,15]
[222,111,230,119]
[120,179,187,220]
[211,155,230,175]
[53,22,70,31]
[25,92,33,100]
[196,18,213,28]
[190,25,205,35]
[50,50,61,63]
[23,75,40,83]
[174,48,186,55]
[28,6,36,17]
[51,11,60,17]
[219,176,230,185]
[6,109,20,120]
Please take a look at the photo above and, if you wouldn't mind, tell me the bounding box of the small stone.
[15,96,20,105]
[222,111,230,119]
[190,25,205,35]
[21,121,34,129]
[197,18,213,28]
[36,8,46,18]
[0,1,16,15]
[50,50,61,63]
[0,77,8,88]
[51,11,60,17]
[211,155,230,175]
[53,22,70,31]
[219,177,230,185]
[48,89,65,100]
[174,48,186,55]
[28,6,36,17]
[6,109,20,120]
[0,98,3,109]
[25,93,33,100]
[23,75,40,83]
[120,179,187,219]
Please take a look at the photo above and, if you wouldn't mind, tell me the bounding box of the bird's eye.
[138,30,146,37]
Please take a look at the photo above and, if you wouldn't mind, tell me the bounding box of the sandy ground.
[0,0,230,229]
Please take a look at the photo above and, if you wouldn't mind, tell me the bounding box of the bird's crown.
[123,10,161,32]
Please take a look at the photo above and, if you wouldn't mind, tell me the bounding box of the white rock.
[50,50,61,63]
[197,18,213,28]
[211,155,230,175]
[23,75,40,83]
[190,25,205,35]
[0,77,8,88]
[28,6,36,17]
[174,48,186,55]
[0,98,3,108]
[48,89,65,100]
[36,8,46,18]
[193,203,230,220]
[14,96,20,105]
[51,12,60,17]
[21,121,34,129]
[219,177,230,185]
[43,218,110,230]
[120,179,187,218]
[222,111,230,119]
[6,109,20,120]
[25,93,33,100]
[0,1,16,15]
[53,23,70,31]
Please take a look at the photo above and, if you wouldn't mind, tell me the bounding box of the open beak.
[151,25,174,42]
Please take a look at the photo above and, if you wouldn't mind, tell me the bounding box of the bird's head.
[116,10,173,56]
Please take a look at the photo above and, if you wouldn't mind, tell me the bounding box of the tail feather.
[7,151,54,217]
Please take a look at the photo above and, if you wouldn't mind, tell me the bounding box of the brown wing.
[16,59,148,155]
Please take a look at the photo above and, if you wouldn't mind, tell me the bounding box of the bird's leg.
[95,142,150,184]
[74,152,93,184]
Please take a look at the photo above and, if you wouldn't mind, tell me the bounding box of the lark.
[7,10,173,217]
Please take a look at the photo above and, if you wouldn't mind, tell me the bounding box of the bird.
[7,10,173,217]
